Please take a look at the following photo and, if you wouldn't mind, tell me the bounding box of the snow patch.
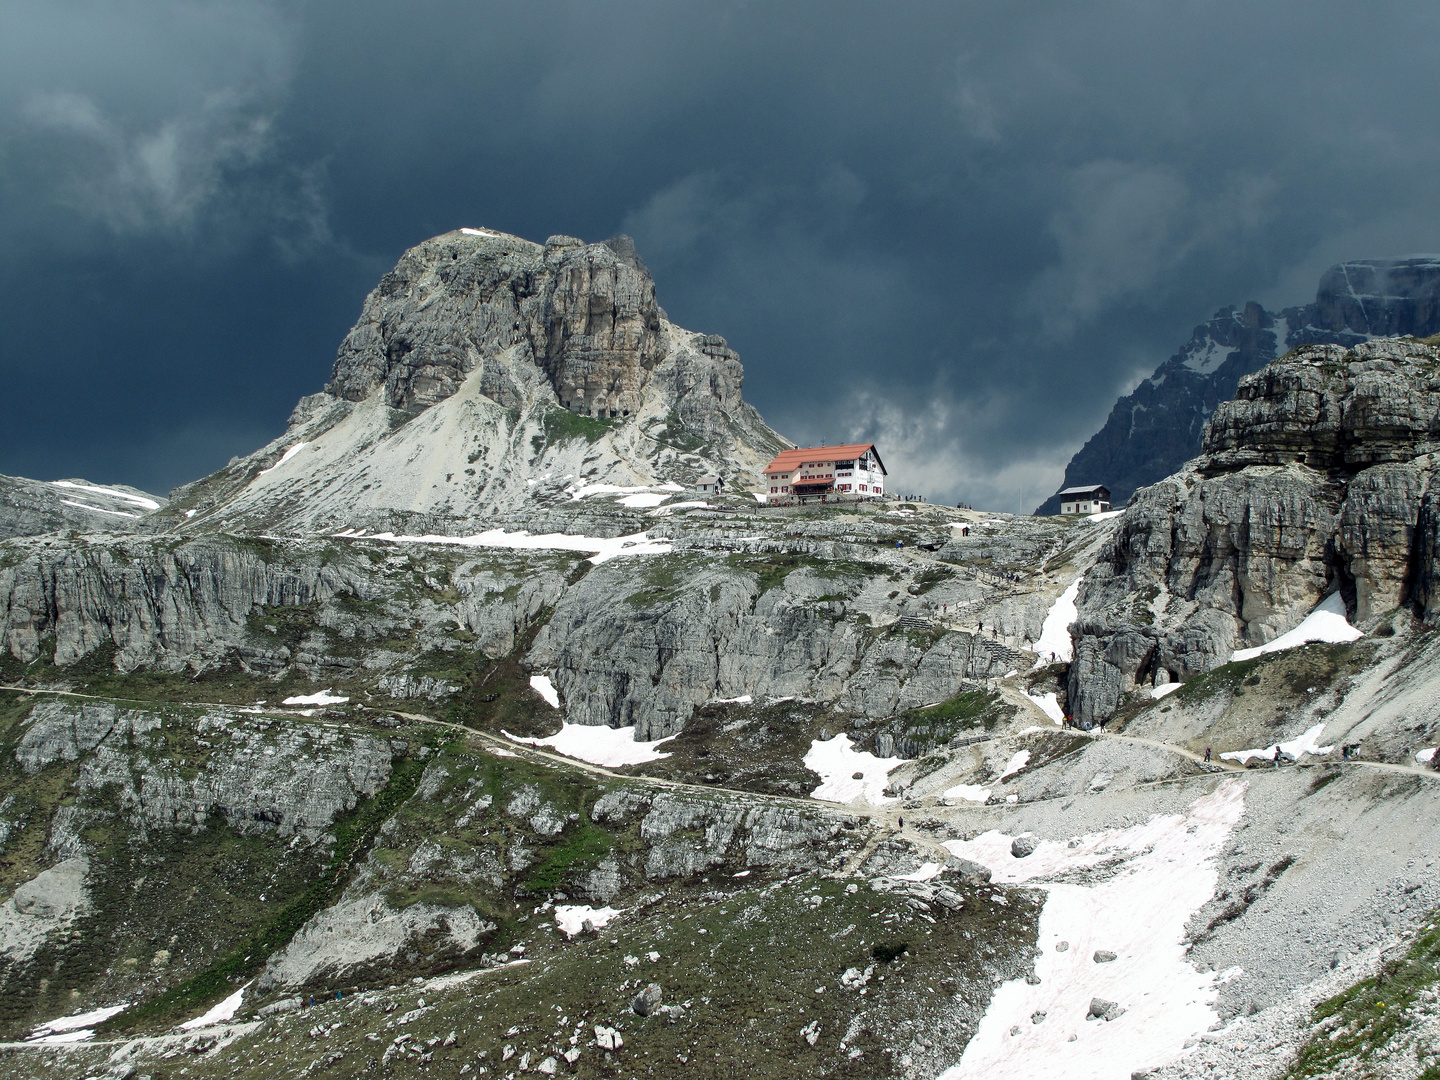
[617,492,670,508]
[554,905,621,937]
[530,675,560,709]
[708,694,753,705]
[1417,748,1437,764]
[1220,722,1333,765]
[897,863,944,881]
[256,441,310,478]
[1085,509,1124,522]
[1150,682,1183,700]
[336,528,672,565]
[1230,592,1361,662]
[460,227,499,237]
[943,783,992,803]
[569,482,683,501]
[48,481,160,510]
[504,723,676,767]
[282,690,348,706]
[27,1002,130,1043]
[939,781,1247,1080]
[1033,578,1083,666]
[181,982,250,1029]
[803,734,902,805]
[59,499,139,518]
[1025,691,1065,725]
[998,750,1030,780]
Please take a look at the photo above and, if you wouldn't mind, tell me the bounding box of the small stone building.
[696,474,724,494]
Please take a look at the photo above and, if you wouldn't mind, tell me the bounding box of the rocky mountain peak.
[157,227,787,534]
[325,228,665,420]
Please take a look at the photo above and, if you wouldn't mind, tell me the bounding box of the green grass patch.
[536,408,618,449]
[1286,910,1440,1078]
[102,745,436,1032]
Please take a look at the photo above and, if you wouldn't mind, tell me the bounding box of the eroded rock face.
[326,231,664,421]
[0,857,91,966]
[257,890,495,990]
[18,702,393,840]
[1070,338,1440,721]
[0,474,165,540]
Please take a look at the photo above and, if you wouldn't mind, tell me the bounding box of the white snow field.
[281,690,349,706]
[1230,591,1361,662]
[26,1002,130,1043]
[617,492,670,508]
[1220,722,1334,765]
[803,734,903,805]
[529,675,560,708]
[1417,747,1437,764]
[504,722,677,767]
[1025,690,1065,724]
[1150,681,1183,699]
[943,783,992,804]
[1033,577,1083,665]
[939,780,1247,1080]
[181,982,250,1029]
[59,500,139,518]
[332,527,672,565]
[998,750,1030,780]
[255,441,310,477]
[1085,509,1125,522]
[48,480,160,510]
[553,904,621,937]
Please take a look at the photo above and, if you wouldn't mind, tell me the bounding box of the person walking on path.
[1204,747,1212,763]
[1273,746,1283,769]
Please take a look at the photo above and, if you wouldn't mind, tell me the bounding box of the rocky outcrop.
[529,556,1022,740]
[0,474,164,540]
[159,229,788,534]
[18,701,393,840]
[257,891,495,990]
[1040,258,1440,513]
[589,787,859,880]
[1069,337,1440,721]
[327,231,664,420]
[0,857,90,966]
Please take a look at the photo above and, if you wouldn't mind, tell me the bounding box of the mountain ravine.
[3,229,1440,1080]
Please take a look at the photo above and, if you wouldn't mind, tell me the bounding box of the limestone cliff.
[1069,336,1440,721]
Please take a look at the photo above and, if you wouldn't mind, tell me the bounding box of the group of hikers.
[1061,714,1108,733]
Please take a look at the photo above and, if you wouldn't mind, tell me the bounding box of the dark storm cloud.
[4,1,1440,508]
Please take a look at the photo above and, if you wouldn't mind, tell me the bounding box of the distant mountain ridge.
[1036,256,1440,514]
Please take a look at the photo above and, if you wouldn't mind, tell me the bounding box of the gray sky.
[3,1,1439,510]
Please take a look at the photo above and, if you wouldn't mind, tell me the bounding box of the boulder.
[1011,835,1039,859]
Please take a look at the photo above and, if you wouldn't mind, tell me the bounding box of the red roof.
[763,443,885,474]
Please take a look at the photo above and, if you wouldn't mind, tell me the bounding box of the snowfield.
[1025,690,1065,724]
[332,527,672,565]
[529,675,560,708]
[504,722,677,767]
[553,904,621,937]
[803,734,903,805]
[940,780,1248,1080]
[282,690,349,706]
[1220,722,1333,765]
[26,1002,130,1043]
[1033,577,1083,665]
[48,480,160,510]
[1230,591,1361,662]
[181,982,250,1029]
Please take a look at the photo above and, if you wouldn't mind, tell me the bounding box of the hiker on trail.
[1342,745,1349,761]
[1204,747,1212,763]
[978,620,984,633]
[897,816,904,830]
[1273,746,1283,769]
